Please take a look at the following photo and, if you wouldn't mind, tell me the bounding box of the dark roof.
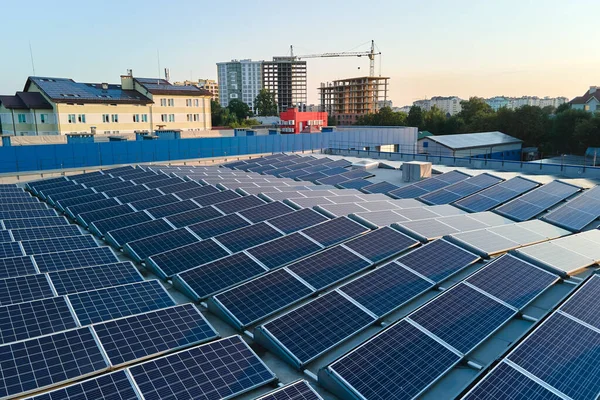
[570,89,600,105]
[24,77,152,105]
[0,92,52,110]
[134,78,213,96]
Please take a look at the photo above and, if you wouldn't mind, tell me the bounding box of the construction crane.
[290,40,381,77]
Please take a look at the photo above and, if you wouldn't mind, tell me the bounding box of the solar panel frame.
[255,380,324,400]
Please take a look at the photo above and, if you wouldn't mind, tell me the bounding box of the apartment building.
[0,73,212,136]
[173,79,219,101]
[485,96,569,111]
[217,60,262,112]
[413,96,462,116]
[262,57,307,112]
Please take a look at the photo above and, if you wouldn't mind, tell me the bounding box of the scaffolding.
[319,76,389,124]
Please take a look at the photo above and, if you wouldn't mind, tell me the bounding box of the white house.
[570,86,600,113]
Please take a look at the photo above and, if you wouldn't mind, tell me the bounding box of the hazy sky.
[1,0,598,106]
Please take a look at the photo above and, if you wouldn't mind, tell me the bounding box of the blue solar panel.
[410,283,515,354]
[144,177,185,189]
[55,193,108,211]
[340,261,434,317]
[267,209,329,234]
[131,174,171,186]
[328,319,461,400]
[129,193,180,211]
[193,189,241,206]
[0,274,54,306]
[125,228,200,261]
[0,256,37,279]
[114,188,162,204]
[0,297,77,345]
[66,198,121,218]
[344,226,419,263]
[34,247,119,273]
[90,211,153,236]
[173,185,219,200]
[162,205,223,228]
[102,183,148,199]
[214,269,314,328]
[316,175,349,185]
[238,201,294,223]
[296,171,328,182]
[0,201,48,211]
[397,239,479,282]
[94,304,217,367]
[260,291,376,365]
[187,213,250,238]
[0,230,12,243]
[508,313,600,400]
[302,217,369,247]
[48,262,143,295]
[158,180,201,194]
[3,216,68,229]
[559,275,600,329]
[39,182,80,198]
[147,239,230,278]
[0,242,24,258]
[21,235,98,255]
[128,335,275,400]
[247,233,323,270]
[212,195,265,214]
[287,246,370,290]
[78,204,136,227]
[90,180,135,193]
[24,370,139,400]
[48,188,96,204]
[11,225,80,243]
[455,177,540,212]
[0,327,109,399]
[337,179,373,190]
[361,181,400,194]
[215,222,283,253]
[106,219,174,247]
[68,280,176,325]
[463,362,562,400]
[256,380,323,400]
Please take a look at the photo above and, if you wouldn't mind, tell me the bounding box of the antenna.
[29,41,36,75]
[157,49,161,84]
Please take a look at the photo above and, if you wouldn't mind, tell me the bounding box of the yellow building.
[0,73,212,136]
[174,79,219,102]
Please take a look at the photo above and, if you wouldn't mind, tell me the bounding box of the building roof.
[0,92,53,110]
[25,77,152,105]
[418,130,434,140]
[570,88,600,105]
[134,78,212,96]
[420,131,522,150]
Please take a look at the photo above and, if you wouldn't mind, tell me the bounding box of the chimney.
[121,74,134,90]
[590,86,598,94]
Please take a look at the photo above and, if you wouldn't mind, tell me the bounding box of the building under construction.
[319,76,389,125]
[263,57,307,112]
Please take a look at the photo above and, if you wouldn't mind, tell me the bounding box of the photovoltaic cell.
[344,227,419,263]
[65,198,121,217]
[0,274,54,306]
[34,247,118,273]
[238,201,294,223]
[55,193,107,211]
[247,233,323,270]
[255,381,323,400]
[0,256,37,279]
[21,235,98,255]
[129,193,179,211]
[164,206,223,228]
[173,185,219,200]
[106,219,174,247]
[0,328,109,399]
[193,189,240,206]
[48,262,143,296]
[0,297,77,345]
[90,211,153,236]
[302,217,369,247]
[68,280,175,325]
[3,216,68,229]
[94,304,217,366]
[77,204,135,227]
[261,291,376,365]
[148,239,230,278]
[0,209,56,220]
[0,201,48,211]
[188,213,250,238]
[213,195,265,214]
[10,225,82,242]
[114,188,162,204]
[361,181,399,195]
[559,275,600,329]
[215,222,283,253]
[0,242,23,258]
[125,229,200,261]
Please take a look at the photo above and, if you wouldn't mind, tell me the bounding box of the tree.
[573,116,600,153]
[406,106,424,129]
[327,115,337,126]
[549,109,590,154]
[422,106,446,134]
[458,97,493,126]
[254,89,278,116]
[227,99,251,121]
[555,103,571,114]
[210,100,223,126]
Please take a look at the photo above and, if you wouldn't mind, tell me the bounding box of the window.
[161,114,167,122]
[168,99,174,106]
[186,99,192,107]
[193,114,199,122]
[168,114,175,122]
[78,114,86,123]
[133,114,140,122]
[160,99,166,107]
[141,114,148,122]
[111,114,118,123]
[194,99,199,107]
[68,114,76,123]
[40,114,48,123]
[17,114,27,123]
[186,114,192,122]
[102,114,110,123]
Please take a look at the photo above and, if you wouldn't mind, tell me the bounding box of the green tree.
[549,109,590,154]
[327,115,337,126]
[254,89,278,116]
[406,106,424,129]
[555,103,571,113]
[210,100,224,126]
[573,116,600,153]
[227,99,251,121]
[422,106,446,134]
[458,97,493,126]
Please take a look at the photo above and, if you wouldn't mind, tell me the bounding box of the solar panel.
[0,296,77,345]
[466,254,559,309]
[238,201,294,223]
[0,327,109,399]
[106,219,174,247]
[0,242,24,258]
[128,335,275,400]
[143,199,199,219]
[48,262,143,295]
[302,217,369,247]
[68,280,175,325]
[409,283,515,354]
[0,274,54,307]
[47,188,96,204]
[129,193,180,211]
[23,370,140,400]
[9,226,80,243]
[247,233,323,270]
[34,247,119,273]
[212,194,265,214]
[147,239,230,278]
[296,171,328,182]
[336,179,373,190]
[188,213,250,239]
[256,381,324,400]
[559,275,600,329]
[131,174,171,186]
[0,256,37,279]
[78,204,136,227]
[39,182,81,198]
[397,239,480,282]
[65,198,121,218]
[192,189,241,206]
[93,304,217,367]
[328,319,461,400]
[163,206,224,228]
[340,261,434,317]
[462,361,562,400]
[0,209,57,221]
[343,226,419,263]
[125,228,200,262]
[175,252,267,300]
[361,181,399,195]
[0,201,48,211]
[316,175,349,186]
[20,235,98,256]
[90,180,136,193]
[144,177,185,189]
[507,313,600,400]
[102,183,148,199]
[260,291,376,366]
[455,177,540,212]
[55,192,108,211]
[3,216,68,229]
[0,230,12,243]
[158,180,201,194]
[173,184,220,199]
[214,222,283,253]
[114,188,161,204]
[90,211,153,236]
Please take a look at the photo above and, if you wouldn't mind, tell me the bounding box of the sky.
[1,0,599,107]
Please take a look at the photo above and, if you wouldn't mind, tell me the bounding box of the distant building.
[319,76,390,125]
[279,107,327,134]
[263,57,307,113]
[570,86,600,113]
[217,59,263,112]
[486,96,568,111]
[418,131,522,160]
[395,106,412,113]
[305,104,319,112]
[0,72,212,136]
[413,96,462,116]
[377,100,393,110]
[174,79,219,102]
[486,96,510,111]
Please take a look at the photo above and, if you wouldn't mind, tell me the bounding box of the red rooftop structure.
[279,108,327,134]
